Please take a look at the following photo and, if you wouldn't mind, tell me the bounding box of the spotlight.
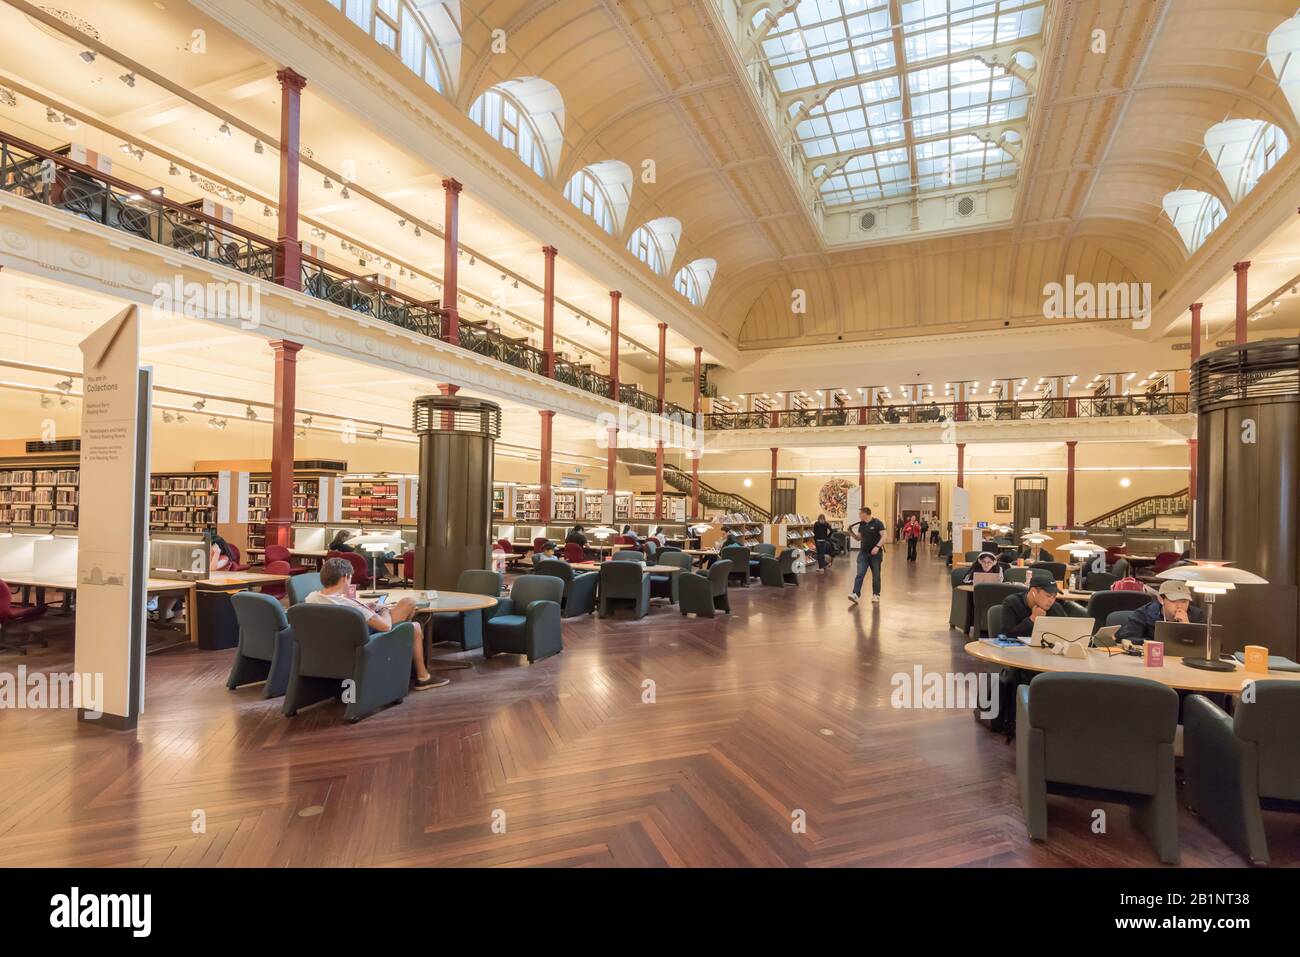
[59,397,72,409]
[218,121,231,138]
[208,417,228,431]
[193,398,206,412]
[263,205,273,217]
[373,427,384,440]
[301,416,313,428]
[398,218,406,227]
[512,280,519,289]
[323,176,333,189]
[168,162,180,176]
[245,405,257,421]
[79,50,96,64]
[40,394,51,408]
[413,226,421,237]
[253,139,264,154]
[468,255,476,266]
[340,186,350,199]
[54,378,73,394]
[119,72,136,87]
[176,414,187,424]
[162,410,174,424]
[63,115,78,129]
[46,107,58,123]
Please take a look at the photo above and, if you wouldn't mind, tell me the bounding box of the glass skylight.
[757,0,1044,209]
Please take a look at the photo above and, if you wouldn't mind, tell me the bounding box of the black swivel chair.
[612,549,646,563]
[431,569,503,648]
[751,543,776,578]
[1185,681,1300,865]
[532,559,598,618]
[949,566,973,631]
[679,560,732,617]
[283,604,415,722]
[650,551,693,603]
[719,544,751,588]
[226,592,294,698]
[760,548,799,587]
[483,575,563,663]
[1084,571,1118,591]
[1017,673,1180,863]
[598,561,651,620]
[973,583,1023,638]
[1030,561,1067,582]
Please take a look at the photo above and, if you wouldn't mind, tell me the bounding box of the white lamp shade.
[1021,533,1050,544]
[1158,561,1268,587]
[589,526,618,539]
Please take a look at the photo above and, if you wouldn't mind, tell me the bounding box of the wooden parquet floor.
[1,550,1296,867]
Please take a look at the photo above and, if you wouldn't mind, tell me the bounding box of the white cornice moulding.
[188,0,739,369]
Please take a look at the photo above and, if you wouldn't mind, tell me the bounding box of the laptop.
[1027,616,1096,649]
[972,572,1004,585]
[1155,621,1221,659]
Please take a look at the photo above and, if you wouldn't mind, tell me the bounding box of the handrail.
[703,395,1192,430]
[1083,489,1189,527]
[300,255,445,338]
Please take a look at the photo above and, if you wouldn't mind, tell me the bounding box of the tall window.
[470,88,548,177]
[328,0,457,95]
[674,266,700,304]
[563,161,633,235]
[673,259,717,306]
[1162,189,1229,253]
[628,225,666,274]
[626,218,681,276]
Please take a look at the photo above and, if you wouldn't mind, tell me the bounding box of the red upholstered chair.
[1111,577,1146,592]
[402,550,415,584]
[260,561,291,600]
[0,579,47,654]
[1151,552,1181,575]
[562,542,586,563]
[533,537,549,553]
[326,550,372,588]
[495,537,513,555]
[225,543,249,572]
[265,544,310,575]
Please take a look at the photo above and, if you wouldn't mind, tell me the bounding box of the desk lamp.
[348,531,402,585]
[1157,561,1269,672]
[589,526,617,541]
[1061,540,1101,590]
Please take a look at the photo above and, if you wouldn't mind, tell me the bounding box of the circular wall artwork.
[818,479,852,517]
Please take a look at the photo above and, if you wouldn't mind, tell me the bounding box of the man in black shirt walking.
[848,506,886,603]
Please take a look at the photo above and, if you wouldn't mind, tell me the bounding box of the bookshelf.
[552,489,578,524]
[293,478,321,524]
[0,467,80,527]
[513,486,542,522]
[149,473,218,532]
[342,478,400,524]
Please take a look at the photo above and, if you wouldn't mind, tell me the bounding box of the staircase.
[617,448,771,521]
[1084,489,1189,528]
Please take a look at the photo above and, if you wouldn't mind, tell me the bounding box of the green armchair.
[483,575,563,663]
[759,547,799,587]
[532,559,598,618]
[679,560,732,617]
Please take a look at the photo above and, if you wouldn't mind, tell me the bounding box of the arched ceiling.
[428,0,1300,352]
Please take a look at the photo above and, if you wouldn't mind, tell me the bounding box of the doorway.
[894,482,940,542]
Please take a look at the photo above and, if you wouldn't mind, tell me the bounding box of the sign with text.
[74,305,149,727]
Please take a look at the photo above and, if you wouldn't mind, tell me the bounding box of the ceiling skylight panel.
[997,5,1044,42]
[774,63,817,92]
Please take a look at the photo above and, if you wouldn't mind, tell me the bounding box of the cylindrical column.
[692,346,702,420]
[1189,302,1203,363]
[542,246,557,377]
[1188,437,1198,535]
[957,442,966,488]
[1065,440,1077,527]
[1234,262,1250,344]
[609,291,621,401]
[606,427,618,496]
[266,340,302,549]
[657,322,668,414]
[655,441,665,519]
[539,410,554,521]
[412,395,501,589]
[1192,339,1299,657]
[691,454,700,519]
[273,68,307,292]
[442,178,462,345]
[858,445,866,491]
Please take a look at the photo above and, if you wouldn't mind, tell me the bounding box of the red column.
[858,445,866,491]
[606,428,618,496]
[1189,302,1203,363]
[655,441,665,519]
[267,340,303,549]
[1065,440,1077,527]
[657,322,668,413]
[956,442,966,488]
[273,68,307,292]
[609,291,621,401]
[539,410,554,522]
[1234,261,1250,344]
[542,246,557,377]
[1188,438,1198,535]
[436,382,458,429]
[441,178,462,345]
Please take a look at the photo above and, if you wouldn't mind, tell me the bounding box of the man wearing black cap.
[998,575,1070,639]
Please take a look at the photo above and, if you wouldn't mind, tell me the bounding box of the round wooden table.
[376,589,499,669]
[964,640,1300,694]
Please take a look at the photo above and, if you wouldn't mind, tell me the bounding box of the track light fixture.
[54,378,73,394]
[162,410,174,424]
[40,394,51,408]
[413,226,421,237]
[79,50,96,64]
[119,72,136,87]
[262,205,273,217]
[218,121,231,138]
[245,405,257,421]
[398,218,406,227]
[45,107,58,123]
[323,176,333,189]
[168,162,180,176]
[468,255,476,266]
[340,186,350,199]
[253,139,264,154]
[193,398,206,412]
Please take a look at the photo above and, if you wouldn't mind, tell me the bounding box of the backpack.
[1111,577,1145,592]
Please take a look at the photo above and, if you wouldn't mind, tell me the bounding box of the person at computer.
[531,541,558,566]
[998,576,1072,638]
[565,525,588,547]
[1115,580,1204,644]
[307,557,447,691]
[1019,540,1050,564]
[962,551,1004,584]
[328,530,355,553]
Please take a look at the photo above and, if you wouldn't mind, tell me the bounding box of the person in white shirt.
[306,557,448,690]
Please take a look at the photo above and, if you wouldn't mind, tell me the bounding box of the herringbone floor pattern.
[1,551,1295,867]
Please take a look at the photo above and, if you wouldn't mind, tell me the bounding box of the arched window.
[627,217,681,276]
[469,78,565,178]
[1205,119,1289,201]
[1162,189,1228,253]
[327,0,459,95]
[563,161,632,234]
[673,258,717,306]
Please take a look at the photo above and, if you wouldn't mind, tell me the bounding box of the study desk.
[963,640,1300,695]
[197,571,291,592]
[376,588,499,670]
[957,583,1093,602]
[1,574,198,645]
[570,562,681,574]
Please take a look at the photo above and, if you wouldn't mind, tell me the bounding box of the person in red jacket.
[903,516,922,561]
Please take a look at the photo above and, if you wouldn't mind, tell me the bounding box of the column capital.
[539,409,556,420]
[1234,260,1252,273]
[436,383,460,396]
[658,321,668,331]
[276,67,307,93]
[542,245,559,258]
[269,339,304,358]
[1189,302,1203,313]
[610,290,622,301]
[1066,439,1077,448]
[442,177,463,195]
[694,345,702,355]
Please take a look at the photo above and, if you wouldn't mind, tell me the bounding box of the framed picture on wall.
[993,494,1011,513]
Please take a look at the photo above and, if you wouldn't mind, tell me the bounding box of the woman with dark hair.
[328,530,355,553]
[812,514,834,571]
[962,551,1004,584]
